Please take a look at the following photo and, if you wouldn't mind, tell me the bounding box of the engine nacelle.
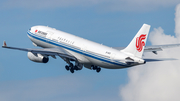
[27,52,49,63]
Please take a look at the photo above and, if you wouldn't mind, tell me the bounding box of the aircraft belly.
[62,48,125,69]
[64,49,128,69]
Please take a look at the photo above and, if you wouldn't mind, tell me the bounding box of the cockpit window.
[29,28,31,31]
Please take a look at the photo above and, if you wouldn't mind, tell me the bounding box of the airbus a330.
[3,24,180,73]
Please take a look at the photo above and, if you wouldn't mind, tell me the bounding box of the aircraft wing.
[113,44,180,54]
[2,41,76,61]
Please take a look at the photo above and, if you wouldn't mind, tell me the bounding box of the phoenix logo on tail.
[136,34,146,52]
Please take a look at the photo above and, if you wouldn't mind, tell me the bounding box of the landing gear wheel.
[70,68,74,73]
[96,68,101,73]
[74,66,78,70]
[69,63,74,73]
[93,66,97,70]
[65,65,70,71]
[69,63,73,68]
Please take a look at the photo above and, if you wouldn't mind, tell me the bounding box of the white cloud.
[120,4,180,101]
[149,27,179,45]
[1,0,180,11]
[175,4,180,38]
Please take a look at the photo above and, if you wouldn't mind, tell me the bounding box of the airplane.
[2,24,180,73]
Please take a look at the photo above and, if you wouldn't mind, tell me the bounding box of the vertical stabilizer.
[122,24,151,58]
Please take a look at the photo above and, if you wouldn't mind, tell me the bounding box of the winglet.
[2,41,7,47]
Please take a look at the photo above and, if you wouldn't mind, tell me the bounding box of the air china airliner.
[2,24,180,73]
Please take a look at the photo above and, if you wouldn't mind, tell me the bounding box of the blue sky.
[0,0,180,101]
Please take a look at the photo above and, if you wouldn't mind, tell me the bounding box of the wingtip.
[2,41,7,47]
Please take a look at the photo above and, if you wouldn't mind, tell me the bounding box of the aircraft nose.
[29,26,38,33]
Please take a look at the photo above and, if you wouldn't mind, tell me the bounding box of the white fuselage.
[27,26,141,69]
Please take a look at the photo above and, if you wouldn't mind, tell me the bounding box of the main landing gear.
[92,65,101,73]
[65,63,101,73]
[65,63,82,73]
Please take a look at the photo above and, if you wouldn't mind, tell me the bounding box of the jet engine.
[27,52,49,63]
